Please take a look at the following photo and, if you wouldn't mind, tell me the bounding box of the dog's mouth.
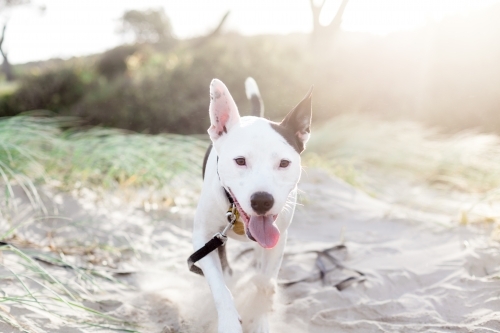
[229,189,280,249]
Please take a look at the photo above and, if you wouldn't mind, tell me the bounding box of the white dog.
[190,78,312,333]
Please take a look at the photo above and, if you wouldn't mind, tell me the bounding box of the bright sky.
[4,0,500,64]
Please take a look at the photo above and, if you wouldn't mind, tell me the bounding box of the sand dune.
[1,169,499,332]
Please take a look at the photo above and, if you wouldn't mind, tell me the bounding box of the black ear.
[274,87,313,153]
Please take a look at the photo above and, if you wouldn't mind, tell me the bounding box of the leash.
[187,191,237,276]
[189,151,242,276]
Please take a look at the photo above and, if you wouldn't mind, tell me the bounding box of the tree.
[0,0,32,81]
[191,10,230,48]
[309,0,350,48]
[119,8,173,45]
[0,23,13,80]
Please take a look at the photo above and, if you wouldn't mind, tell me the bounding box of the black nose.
[250,192,274,215]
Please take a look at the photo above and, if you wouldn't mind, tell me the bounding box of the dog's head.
[208,79,312,249]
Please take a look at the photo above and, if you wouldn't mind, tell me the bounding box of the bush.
[5,3,500,135]
[0,68,87,116]
[72,35,313,134]
[96,44,140,80]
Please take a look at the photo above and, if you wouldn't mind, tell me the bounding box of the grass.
[305,113,500,194]
[304,114,500,229]
[54,127,206,189]
[0,113,206,206]
[0,243,142,332]
[0,114,65,215]
[0,114,206,332]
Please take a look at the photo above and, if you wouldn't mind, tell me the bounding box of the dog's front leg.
[193,230,242,333]
[245,230,288,333]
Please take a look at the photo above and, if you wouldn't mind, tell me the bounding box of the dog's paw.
[251,275,277,298]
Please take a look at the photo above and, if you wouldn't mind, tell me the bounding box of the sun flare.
[319,0,500,34]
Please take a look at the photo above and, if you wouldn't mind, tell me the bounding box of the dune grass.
[0,113,206,203]
[51,126,207,191]
[0,243,141,332]
[0,114,64,215]
[304,114,500,230]
[305,114,500,194]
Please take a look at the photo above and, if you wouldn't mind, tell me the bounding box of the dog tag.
[233,221,245,235]
[227,206,245,235]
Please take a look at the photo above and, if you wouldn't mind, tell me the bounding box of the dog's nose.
[250,192,274,215]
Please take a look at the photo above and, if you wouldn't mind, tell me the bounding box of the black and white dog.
[192,78,312,332]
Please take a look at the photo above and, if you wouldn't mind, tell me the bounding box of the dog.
[192,77,312,333]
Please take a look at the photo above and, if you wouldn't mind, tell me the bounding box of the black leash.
[188,153,236,276]
[187,187,236,276]
[187,234,227,275]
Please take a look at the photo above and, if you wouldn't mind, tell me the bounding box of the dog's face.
[208,79,312,249]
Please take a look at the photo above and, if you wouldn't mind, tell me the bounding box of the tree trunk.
[192,11,230,48]
[309,0,350,49]
[0,24,14,81]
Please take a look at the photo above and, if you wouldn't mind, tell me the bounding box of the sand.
[1,168,499,332]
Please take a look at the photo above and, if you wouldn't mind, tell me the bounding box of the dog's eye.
[234,158,246,166]
[279,160,290,168]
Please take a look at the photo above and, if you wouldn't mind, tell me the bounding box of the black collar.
[217,156,234,205]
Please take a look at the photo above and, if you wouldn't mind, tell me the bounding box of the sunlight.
[4,0,500,63]
[320,0,500,34]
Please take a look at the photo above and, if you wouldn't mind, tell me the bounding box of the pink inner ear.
[296,130,310,143]
[211,98,230,136]
[208,79,240,139]
[219,113,229,129]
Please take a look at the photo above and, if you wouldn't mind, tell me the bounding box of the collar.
[217,156,234,205]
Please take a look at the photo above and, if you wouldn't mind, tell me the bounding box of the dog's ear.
[207,79,241,141]
[279,86,313,151]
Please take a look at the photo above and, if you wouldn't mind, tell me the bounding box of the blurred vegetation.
[4,68,87,114]
[0,114,205,195]
[0,33,311,134]
[118,8,174,45]
[96,44,140,80]
[306,113,500,193]
[0,4,499,134]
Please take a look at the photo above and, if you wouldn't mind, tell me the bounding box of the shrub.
[72,35,313,134]
[1,68,87,116]
[96,44,140,80]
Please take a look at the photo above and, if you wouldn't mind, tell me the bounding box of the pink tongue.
[249,215,280,249]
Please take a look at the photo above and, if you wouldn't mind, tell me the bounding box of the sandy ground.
[1,169,499,332]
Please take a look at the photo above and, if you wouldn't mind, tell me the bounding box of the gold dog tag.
[227,206,245,235]
[233,221,245,235]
